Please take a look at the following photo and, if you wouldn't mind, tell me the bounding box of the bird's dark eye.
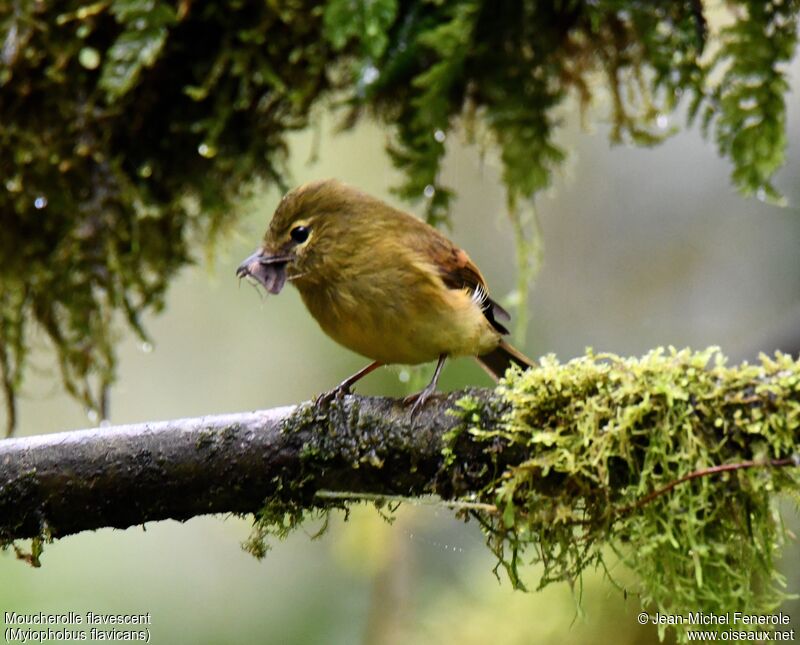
[290,225,310,243]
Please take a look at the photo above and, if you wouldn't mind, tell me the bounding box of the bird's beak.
[236,249,293,295]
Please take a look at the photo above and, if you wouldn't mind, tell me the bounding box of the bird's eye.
[290,225,310,243]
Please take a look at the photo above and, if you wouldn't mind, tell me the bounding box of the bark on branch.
[0,392,479,542]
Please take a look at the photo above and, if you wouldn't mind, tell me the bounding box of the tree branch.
[0,392,479,542]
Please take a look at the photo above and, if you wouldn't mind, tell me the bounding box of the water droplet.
[361,64,379,86]
[87,409,99,423]
[423,184,436,199]
[78,47,100,70]
[656,113,669,130]
[140,341,153,353]
[398,369,410,383]
[5,176,22,192]
[138,163,153,178]
[756,187,767,202]
[34,196,48,209]
[99,419,111,428]
[197,143,217,158]
[739,96,758,111]
[180,193,201,217]
[2,23,19,66]
[433,129,446,143]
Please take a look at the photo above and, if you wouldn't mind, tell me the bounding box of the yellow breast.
[295,259,500,365]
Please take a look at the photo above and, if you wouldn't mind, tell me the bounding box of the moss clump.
[4,536,47,568]
[244,396,437,556]
[445,347,800,642]
[242,485,319,560]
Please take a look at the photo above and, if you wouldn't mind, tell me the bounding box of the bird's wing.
[423,233,510,335]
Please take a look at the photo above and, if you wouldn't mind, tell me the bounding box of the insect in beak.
[236,250,293,295]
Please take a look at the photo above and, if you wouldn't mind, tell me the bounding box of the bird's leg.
[403,354,447,417]
[315,360,383,406]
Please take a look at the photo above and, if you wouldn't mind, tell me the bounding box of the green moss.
[194,429,216,451]
[443,347,800,642]
[0,0,331,433]
[8,536,47,568]
[245,402,347,557]
[242,480,318,560]
[1,505,52,568]
[245,398,428,556]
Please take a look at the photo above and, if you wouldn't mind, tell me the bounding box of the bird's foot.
[315,382,351,407]
[315,361,382,408]
[403,385,435,418]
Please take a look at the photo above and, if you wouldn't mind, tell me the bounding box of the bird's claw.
[403,387,434,418]
[315,383,351,407]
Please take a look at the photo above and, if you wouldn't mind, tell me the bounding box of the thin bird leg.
[316,360,383,406]
[404,354,447,416]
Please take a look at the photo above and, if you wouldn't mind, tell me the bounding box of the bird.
[236,179,533,413]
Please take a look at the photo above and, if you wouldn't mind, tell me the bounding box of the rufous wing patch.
[426,237,510,335]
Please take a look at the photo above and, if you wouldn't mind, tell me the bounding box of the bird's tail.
[476,339,534,380]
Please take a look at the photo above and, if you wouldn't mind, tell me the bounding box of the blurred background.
[1,56,799,644]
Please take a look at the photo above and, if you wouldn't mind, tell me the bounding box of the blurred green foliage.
[0,0,798,432]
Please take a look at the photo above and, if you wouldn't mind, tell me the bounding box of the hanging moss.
[0,0,331,432]
[1,1,798,432]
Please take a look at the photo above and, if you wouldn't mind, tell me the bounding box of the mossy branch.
[1,347,799,642]
[0,397,460,544]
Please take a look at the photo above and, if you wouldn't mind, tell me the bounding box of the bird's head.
[236,178,368,294]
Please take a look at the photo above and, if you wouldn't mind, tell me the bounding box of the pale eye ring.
[290,225,310,243]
